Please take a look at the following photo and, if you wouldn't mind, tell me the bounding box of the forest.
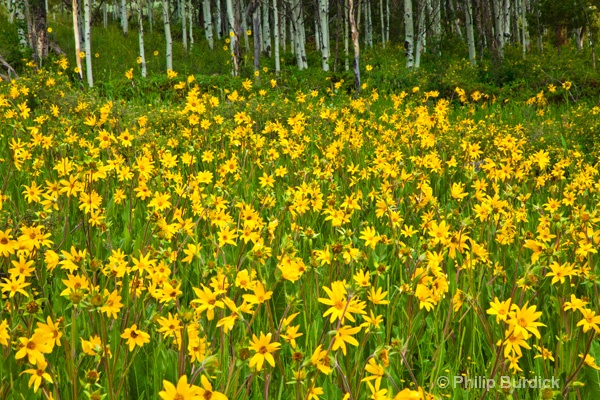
[1,0,600,399]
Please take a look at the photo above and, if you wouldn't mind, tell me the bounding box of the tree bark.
[216,0,223,38]
[349,0,360,94]
[148,0,154,33]
[365,0,372,48]
[226,0,240,75]
[84,0,93,86]
[189,0,194,47]
[29,0,49,65]
[262,2,271,56]
[379,0,384,48]
[273,0,281,73]
[162,0,173,70]
[427,0,440,54]
[344,0,349,70]
[203,0,214,48]
[415,0,426,68]
[181,0,188,51]
[250,0,261,72]
[493,0,504,57]
[521,0,528,57]
[138,0,147,76]
[465,0,476,65]
[73,0,83,79]
[319,0,330,70]
[121,0,128,35]
[290,0,307,69]
[404,0,414,68]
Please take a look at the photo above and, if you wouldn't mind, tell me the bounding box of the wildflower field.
[1,62,600,400]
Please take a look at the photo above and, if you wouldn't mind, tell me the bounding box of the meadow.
[2,30,600,399]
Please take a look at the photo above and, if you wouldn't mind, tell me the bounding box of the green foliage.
[0,13,30,71]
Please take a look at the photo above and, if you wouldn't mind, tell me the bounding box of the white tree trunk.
[344,0,348,70]
[8,0,15,24]
[379,0,385,48]
[427,0,440,52]
[315,13,321,52]
[242,15,249,49]
[84,0,93,86]
[404,0,414,68]
[14,0,29,46]
[385,0,389,42]
[448,0,462,38]
[465,0,476,65]
[148,0,153,33]
[216,0,222,38]
[103,3,108,27]
[415,0,425,68]
[73,0,83,80]
[318,0,329,70]
[273,0,280,73]
[291,0,307,69]
[349,0,360,93]
[181,0,188,51]
[282,6,287,52]
[138,0,147,76]
[225,0,239,75]
[262,2,271,56]
[189,0,194,47]
[289,11,294,54]
[503,0,511,46]
[521,0,528,57]
[493,0,504,56]
[365,0,372,48]
[162,0,173,70]
[121,0,128,35]
[203,0,214,48]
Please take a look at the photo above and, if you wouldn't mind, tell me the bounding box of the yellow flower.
[486,297,511,323]
[218,226,238,247]
[246,29,252,35]
[159,375,201,400]
[20,359,53,393]
[15,332,54,364]
[506,302,545,339]
[332,325,361,355]
[198,375,228,399]
[154,50,159,56]
[47,27,53,33]
[248,332,281,371]
[577,308,600,333]
[579,354,600,370]
[0,320,9,347]
[121,324,150,351]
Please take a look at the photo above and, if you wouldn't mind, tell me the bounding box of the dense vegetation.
[2,3,600,400]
